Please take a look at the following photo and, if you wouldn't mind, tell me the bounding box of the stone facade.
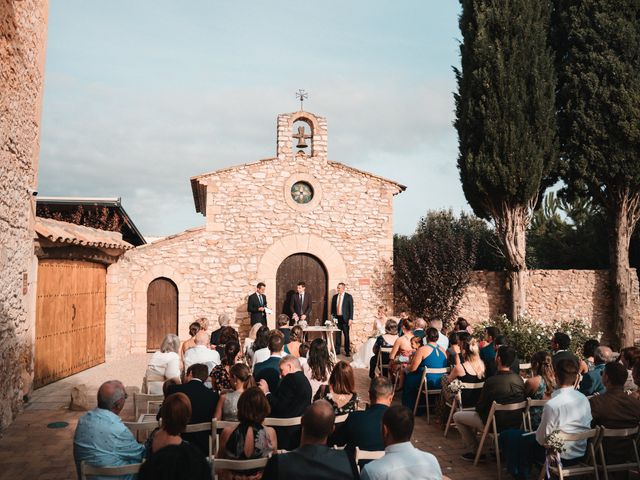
[458,269,640,339]
[106,111,404,359]
[0,0,49,430]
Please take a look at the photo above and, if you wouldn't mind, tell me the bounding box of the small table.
[303,326,341,361]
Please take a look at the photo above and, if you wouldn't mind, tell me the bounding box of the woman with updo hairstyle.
[214,363,256,421]
[525,351,556,429]
[303,337,334,398]
[211,340,241,393]
[284,325,304,357]
[180,322,202,365]
[368,318,399,378]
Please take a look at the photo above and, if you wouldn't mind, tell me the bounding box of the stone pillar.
[0,0,49,430]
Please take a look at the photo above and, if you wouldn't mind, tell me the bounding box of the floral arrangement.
[324,318,337,328]
[472,314,602,361]
[447,378,463,394]
[544,430,566,454]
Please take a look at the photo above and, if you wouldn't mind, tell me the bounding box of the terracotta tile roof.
[35,217,134,250]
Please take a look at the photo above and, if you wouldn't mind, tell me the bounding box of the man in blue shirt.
[73,380,144,479]
[579,346,612,396]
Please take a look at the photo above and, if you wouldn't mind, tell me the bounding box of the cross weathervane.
[295,89,308,111]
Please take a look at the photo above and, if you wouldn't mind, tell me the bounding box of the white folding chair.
[124,419,159,442]
[474,400,528,480]
[376,347,393,377]
[213,420,240,456]
[335,413,349,424]
[80,461,142,479]
[524,398,548,432]
[596,426,640,480]
[413,367,449,424]
[354,447,385,472]
[133,392,163,419]
[443,381,484,437]
[536,428,601,480]
[263,416,302,427]
[184,419,217,457]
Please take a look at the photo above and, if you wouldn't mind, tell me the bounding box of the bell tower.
[276,110,328,160]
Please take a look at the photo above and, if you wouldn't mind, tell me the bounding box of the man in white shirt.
[428,319,449,350]
[361,405,442,480]
[184,331,221,373]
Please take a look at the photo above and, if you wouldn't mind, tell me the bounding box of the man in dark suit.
[254,331,285,393]
[344,376,393,460]
[331,282,354,356]
[262,399,359,479]
[258,355,312,450]
[247,282,268,326]
[290,281,312,325]
[167,363,218,456]
[551,331,580,370]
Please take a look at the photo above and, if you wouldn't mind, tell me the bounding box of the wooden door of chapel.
[276,253,328,324]
[147,277,178,351]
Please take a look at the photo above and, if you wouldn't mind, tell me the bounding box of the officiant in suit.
[247,282,268,326]
[331,282,354,356]
[290,281,312,325]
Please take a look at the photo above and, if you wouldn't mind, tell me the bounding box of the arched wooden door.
[147,277,178,351]
[276,253,328,324]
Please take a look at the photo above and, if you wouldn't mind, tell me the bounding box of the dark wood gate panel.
[276,253,328,324]
[147,278,178,351]
[35,259,106,388]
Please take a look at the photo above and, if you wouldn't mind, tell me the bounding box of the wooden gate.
[276,253,328,323]
[147,278,178,351]
[35,259,106,388]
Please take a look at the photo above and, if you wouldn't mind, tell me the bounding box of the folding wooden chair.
[474,400,528,480]
[263,416,302,427]
[355,447,385,472]
[213,457,269,480]
[519,362,533,378]
[376,347,393,377]
[133,392,163,419]
[524,398,548,432]
[213,420,240,456]
[443,381,484,437]
[124,419,159,442]
[413,367,449,424]
[536,428,601,480]
[596,426,640,480]
[80,461,143,479]
[184,419,217,457]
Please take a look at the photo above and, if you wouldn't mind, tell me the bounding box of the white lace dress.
[350,318,386,369]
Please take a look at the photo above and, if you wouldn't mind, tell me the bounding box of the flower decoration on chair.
[447,378,463,394]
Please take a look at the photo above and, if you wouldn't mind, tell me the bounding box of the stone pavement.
[0,354,499,480]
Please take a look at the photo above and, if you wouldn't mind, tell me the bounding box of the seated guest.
[214,363,255,421]
[361,405,442,480]
[618,346,640,392]
[454,346,525,461]
[298,342,310,363]
[73,381,145,477]
[315,361,358,414]
[443,337,485,407]
[181,322,201,364]
[184,331,221,373]
[480,326,499,377]
[243,323,263,363]
[429,318,449,350]
[494,335,520,375]
[454,317,471,333]
[216,326,240,352]
[345,376,394,455]
[284,325,304,357]
[579,338,600,374]
[252,326,274,367]
[551,331,579,370]
[145,392,191,457]
[412,318,427,340]
[210,313,230,346]
[259,355,312,451]
[263,400,359,479]
[524,351,556,430]
[138,443,212,480]
[446,331,462,366]
[368,319,399,379]
[254,332,286,393]
[389,318,415,389]
[144,334,182,394]
[168,363,219,457]
[590,361,640,469]
[277,314,292,344]
[303,338,334,398]
[217,387,277,478]
[579,345,612,396]
[211,340,241,392]
[402,327,448,413]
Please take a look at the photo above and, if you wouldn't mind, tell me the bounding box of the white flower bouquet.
[447,379,463,394]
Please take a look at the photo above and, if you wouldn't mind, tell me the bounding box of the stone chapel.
[105,110,405,360]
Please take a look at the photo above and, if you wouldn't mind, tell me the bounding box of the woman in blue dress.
[402,327,448,412]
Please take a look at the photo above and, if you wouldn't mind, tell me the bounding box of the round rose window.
[291,181,314,204]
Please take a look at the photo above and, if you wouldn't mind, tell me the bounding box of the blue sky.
[39,1,466,236]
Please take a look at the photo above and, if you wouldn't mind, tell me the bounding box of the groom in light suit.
[247,282,268,326]
[331,282,354,356]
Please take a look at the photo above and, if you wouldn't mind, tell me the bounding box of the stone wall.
[106,111,400,359]
[0,0,48,430]
[457,269,640,339]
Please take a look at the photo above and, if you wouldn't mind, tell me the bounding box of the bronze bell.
[295,126,309,149]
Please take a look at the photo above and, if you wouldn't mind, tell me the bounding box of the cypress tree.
[455,0,557,320]
[552,1,640,348]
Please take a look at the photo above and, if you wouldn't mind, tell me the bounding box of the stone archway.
[256,233,348,328]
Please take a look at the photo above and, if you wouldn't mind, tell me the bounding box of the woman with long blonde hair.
[443,337,485,407]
